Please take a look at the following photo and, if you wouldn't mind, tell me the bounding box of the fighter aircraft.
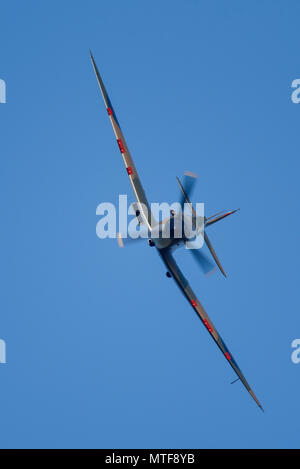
[90,51,263,411]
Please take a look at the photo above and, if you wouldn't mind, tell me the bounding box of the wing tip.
[249,389,264,412]
[89,49,95,62]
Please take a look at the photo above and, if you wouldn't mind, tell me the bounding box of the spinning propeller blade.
[203,232,227,278]
[177,174,227,278]
[178,171,198,209]
[189,248,217,276]
[176,176,196,218]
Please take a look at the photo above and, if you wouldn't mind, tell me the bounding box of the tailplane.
[205,209,240,228]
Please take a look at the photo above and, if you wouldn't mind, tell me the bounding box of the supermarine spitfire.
[90,51,263,411]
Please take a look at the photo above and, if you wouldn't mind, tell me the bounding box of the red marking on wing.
[225,352,231,361]
[203,318,213,333]
[117,138,125,153]
[191,300,213,332]
[107,107,113,116]
[127,166,133,175]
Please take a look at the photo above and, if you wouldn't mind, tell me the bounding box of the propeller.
[176,172,227,278]
[189,248,217,276]
[178,171,198,211]
[203,231,226,277]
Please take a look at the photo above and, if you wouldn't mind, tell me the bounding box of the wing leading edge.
[160,250,263,411]
[90,51,153,230]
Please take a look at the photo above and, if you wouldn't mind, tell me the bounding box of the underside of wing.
[90,51,153,230]
[160,250,263,411]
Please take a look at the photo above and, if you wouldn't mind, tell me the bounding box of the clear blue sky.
[0,0,299,449]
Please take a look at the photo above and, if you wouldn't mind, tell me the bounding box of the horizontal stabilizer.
[205,209,240,228]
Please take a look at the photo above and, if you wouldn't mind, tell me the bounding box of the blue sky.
[0,0,299,449]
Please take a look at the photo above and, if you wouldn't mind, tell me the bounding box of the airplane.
[90,51,263,411]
